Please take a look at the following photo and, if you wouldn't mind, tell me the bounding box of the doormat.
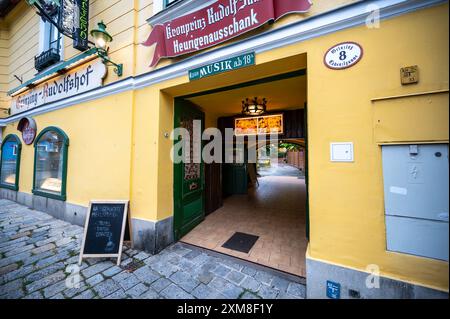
[222,232,259,253]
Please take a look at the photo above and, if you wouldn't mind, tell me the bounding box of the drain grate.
[222,232,259,253]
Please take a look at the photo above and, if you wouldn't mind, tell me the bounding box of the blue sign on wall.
[326,281,341,299]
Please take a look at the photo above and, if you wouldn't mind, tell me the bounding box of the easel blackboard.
[79,200,131,266]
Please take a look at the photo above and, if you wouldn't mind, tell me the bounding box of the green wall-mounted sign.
[189,52,255,81]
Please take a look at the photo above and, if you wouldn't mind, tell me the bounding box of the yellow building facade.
[0,0,448,298]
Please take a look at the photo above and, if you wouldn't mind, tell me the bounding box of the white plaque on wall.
[330,142,354,162]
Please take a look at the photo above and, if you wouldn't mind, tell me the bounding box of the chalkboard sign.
[79,200,130,265]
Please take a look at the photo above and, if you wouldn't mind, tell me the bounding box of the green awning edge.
[8,47,99,96]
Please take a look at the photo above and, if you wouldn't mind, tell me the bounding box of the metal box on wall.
[382,144,449,261]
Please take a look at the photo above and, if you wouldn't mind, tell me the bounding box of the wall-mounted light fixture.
[90,21,123,77]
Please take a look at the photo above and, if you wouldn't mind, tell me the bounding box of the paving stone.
[92,279,121,298]
[102,266,122,278]
[0,237,27,249]
[197,261,218,273]
[31,243,56,255]
[0,251,31,268]
[26,235,49,245]
[105,288,128,299]
[0,278,22,294]
[150,277,172,293]
[22,291,44,299]
[240,276,261,292]
[26,270,66,293]
[20,226,37,233]
[241,266,257,277]
[140,288,161,299]
[270,276,291,293]
[81,262,114,279]
[86,274,104,287]
[226,270,246,285]
[25,262,65,282]
[55,237,73,247]
[34,251,70,269]
[63,284,89,298]
[208,277,243,299]
[254,271,274,285]
[112,271,140,291]
[219,259,243,271]
[240,291,262,299]
[160,284,194,299]
[195,271,214,285]
[176,258,196,271]
[287,282,306,298]
[169,271,200,293]
[1,242,29,256]
[124,249,139,257]
[191,253,211,266]
[50,293,65,299]
[212,264,232,278]
[149,261,179,277]
[0,265,34,285]
[1,288,25,299]
[126,283,148,298]
[43,280,67,298]
[133,252,150,261]
[23,250,54,266]
[192,284,225,299]
[64,255,80,265]
[9,231,31,240]
[258,284,279,299]
[0,263,18,276]
[35,236,61,247]
[73,289,95,299]
[183,249,201,260]
[277,292,302,299]
[132,265,160,285]
[31,226,50,237]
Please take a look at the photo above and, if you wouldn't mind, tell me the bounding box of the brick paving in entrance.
[182,164,307,277]
[0,199,305,299]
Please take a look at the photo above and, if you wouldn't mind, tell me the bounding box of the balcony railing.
[34,48,61,72]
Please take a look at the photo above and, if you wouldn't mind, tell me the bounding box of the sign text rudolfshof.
[10,61,106,116]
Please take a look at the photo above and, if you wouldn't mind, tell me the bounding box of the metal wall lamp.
[90,21,123,77]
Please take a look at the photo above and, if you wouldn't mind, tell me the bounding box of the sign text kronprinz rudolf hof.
[143,0,312,66]
[10,61,106,115]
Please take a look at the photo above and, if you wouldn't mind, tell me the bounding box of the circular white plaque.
[324,42,363,70]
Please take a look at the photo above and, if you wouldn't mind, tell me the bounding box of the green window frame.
[0,134,22,191]
[32,126,69,201]
[164,0,181,8]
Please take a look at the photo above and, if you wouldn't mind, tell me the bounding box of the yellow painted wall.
[305,3,448,292]
[2,91,133,207]
[0,21,9,115]
[0,0,447,292]
[136,3,448,291]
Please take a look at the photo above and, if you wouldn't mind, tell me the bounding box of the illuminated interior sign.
[235,114,284,136]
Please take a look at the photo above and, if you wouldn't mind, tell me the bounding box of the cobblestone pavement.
[0,199,306,299]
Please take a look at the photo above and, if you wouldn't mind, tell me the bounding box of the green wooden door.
[173,99,205,240]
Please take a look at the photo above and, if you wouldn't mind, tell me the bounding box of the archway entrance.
[173,64,308,278]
